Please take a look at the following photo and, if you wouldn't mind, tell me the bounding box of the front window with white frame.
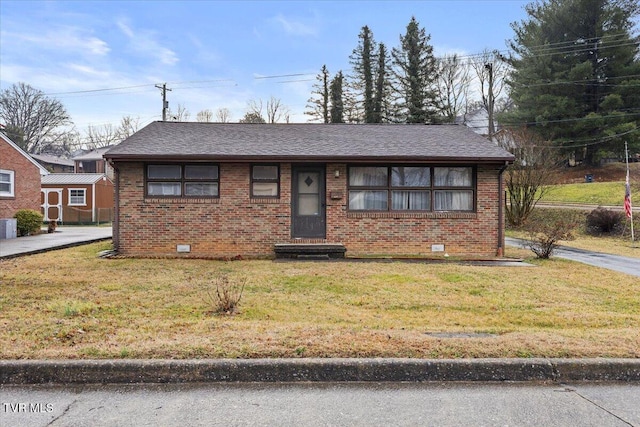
[68,188,86,206]
[0,169,15,197]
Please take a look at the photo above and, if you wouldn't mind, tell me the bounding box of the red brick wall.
[114,162,504,258]
[325,164,503,257]
[0,139,42,218]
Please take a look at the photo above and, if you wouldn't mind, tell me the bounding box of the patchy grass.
[0,241,639,359]
[541,181,640,206]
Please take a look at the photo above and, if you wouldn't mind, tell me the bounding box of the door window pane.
[298,172,319,193]
[298,194,319,215]
[349,167,388,186]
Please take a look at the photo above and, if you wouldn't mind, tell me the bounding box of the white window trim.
[68,188,87,206]
[0,169,15,197]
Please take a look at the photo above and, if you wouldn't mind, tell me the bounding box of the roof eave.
[105,154,515,164]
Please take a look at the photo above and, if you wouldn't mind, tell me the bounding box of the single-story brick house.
[41,173,114,224]
[1,131,49,223]
[104,122,515,259]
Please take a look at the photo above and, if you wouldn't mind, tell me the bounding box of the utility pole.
[485,63,494,142]
[155,83,172,121]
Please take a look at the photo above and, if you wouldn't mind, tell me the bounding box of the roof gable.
[105,122,515,163]
[0,132,50,175]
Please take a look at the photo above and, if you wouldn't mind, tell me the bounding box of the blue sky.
[0,0,530,134]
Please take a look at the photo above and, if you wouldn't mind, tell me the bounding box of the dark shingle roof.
[104,122,514,163]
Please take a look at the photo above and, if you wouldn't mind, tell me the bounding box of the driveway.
[506,237,640,277]
[0,226,112,259]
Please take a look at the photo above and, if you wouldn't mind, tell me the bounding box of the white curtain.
[349,190,388,210]
[391,191,430,210]
[434,167,472,187]
[147,182,181,196]
[434,191,473,211]
[349,167,387,186]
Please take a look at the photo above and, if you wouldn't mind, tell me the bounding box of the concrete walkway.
[0,226,112,259]
[506,237,640,277]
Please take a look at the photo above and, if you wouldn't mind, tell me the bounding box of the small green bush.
[585,207,624,235]
[14,209,44,236]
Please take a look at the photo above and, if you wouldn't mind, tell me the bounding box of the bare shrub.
[585,207,624,235]
[205,274,246,315]
[496,127,559,227]
[525,213,578,259]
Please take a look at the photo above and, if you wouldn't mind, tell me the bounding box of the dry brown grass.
[1,241,639,359]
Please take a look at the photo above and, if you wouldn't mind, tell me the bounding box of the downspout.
[497,161,509,257]
[91,182,96,223]
[110,161,120,251]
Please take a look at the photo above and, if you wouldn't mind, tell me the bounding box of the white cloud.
[117,19,179,65]
[66,64,110,78]
[3,27,110,56]
[271,13,318,37]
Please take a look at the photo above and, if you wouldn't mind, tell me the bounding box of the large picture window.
[146,164,219,197]
[251,165,279,198]
[348,165,474,212]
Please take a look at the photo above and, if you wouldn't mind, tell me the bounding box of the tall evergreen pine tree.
[506,0,640,164]
[349,26,377,123]
[391,17,438,124]
[330,71,345,123]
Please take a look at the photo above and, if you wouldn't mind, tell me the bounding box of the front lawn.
[1,241,638,359]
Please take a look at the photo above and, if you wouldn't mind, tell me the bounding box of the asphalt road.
[2,382,639,427]
[505,237,640,277]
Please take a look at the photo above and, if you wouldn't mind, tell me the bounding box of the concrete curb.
[2,359,639,384]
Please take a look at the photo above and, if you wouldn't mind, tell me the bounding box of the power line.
[537,127,640,149]
[254,73,315,80]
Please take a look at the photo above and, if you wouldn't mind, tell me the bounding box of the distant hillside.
[552,162,640,185]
